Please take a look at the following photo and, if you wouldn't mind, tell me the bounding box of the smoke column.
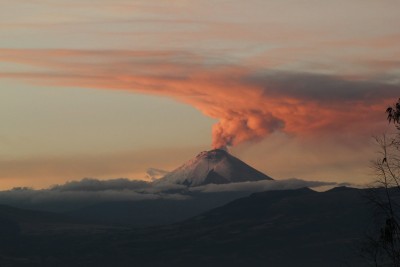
[211,112,284,149]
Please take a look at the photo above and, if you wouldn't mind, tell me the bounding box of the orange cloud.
[0,49,398,148]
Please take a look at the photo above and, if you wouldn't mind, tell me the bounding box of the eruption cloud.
[211,111,284,149]
[0,48,399,148]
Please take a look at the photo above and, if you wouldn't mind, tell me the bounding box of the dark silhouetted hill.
[0,186,384,267]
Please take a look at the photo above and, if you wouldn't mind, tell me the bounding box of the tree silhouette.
[387,98,400,129]
[363,98,400,266]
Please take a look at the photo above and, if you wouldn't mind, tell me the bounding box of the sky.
[0,0,399,189]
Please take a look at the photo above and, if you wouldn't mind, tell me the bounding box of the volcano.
[158,149,273,186]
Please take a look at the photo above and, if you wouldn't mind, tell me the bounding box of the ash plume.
[211,111,284,149]
[0,49,398,150]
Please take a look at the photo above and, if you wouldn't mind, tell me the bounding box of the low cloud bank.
[50,178,150,192]
[190,178,351,193]
[0,177,353,209]
[0,178,186,209]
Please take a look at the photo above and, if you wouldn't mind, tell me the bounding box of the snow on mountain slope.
[156,149,273,186]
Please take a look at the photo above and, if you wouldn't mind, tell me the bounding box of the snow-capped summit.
[157,149,273,186]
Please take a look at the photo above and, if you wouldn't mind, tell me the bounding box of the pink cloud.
[0,48,398,148]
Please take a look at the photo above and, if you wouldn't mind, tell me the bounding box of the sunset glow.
[1,0,399,188]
